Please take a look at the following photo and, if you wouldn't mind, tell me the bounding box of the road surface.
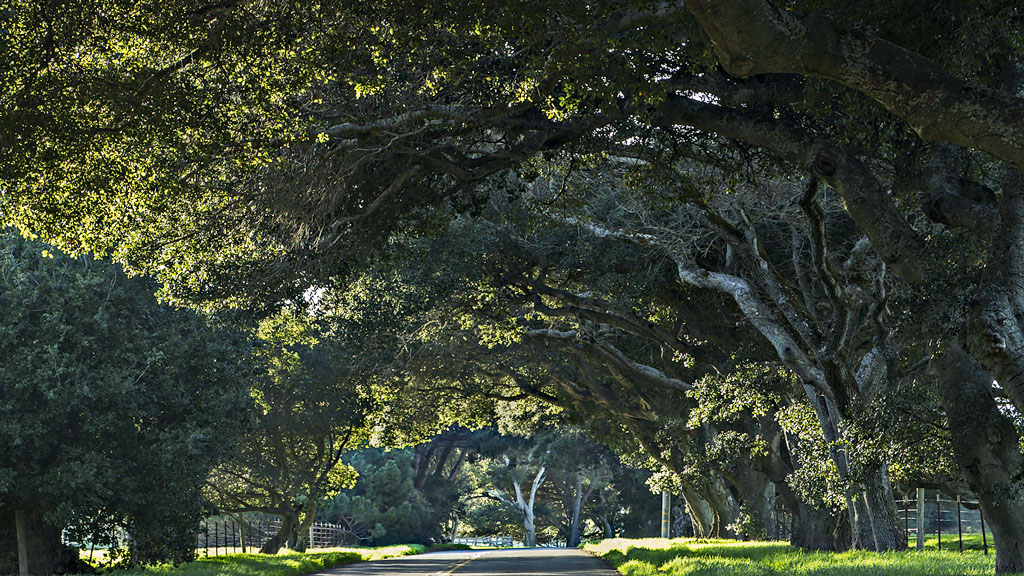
[314,548,619,576]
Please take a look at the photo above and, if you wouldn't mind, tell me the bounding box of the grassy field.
[584,537,1001,576]
[911,532,993,552]
[80,545,426,576]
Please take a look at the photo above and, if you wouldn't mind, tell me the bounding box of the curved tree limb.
[684,0,1024,169]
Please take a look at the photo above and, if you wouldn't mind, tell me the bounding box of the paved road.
[314,548,619,576]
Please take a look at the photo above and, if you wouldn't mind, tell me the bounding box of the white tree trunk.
[507,464,546,546]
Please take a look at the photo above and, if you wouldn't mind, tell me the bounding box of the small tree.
[205,312,369,553]
[483,442,548,546]
[319,449,439,545]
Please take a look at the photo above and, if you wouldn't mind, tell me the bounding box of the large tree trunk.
[858,465,906,552]
[807,392,878,551]
[512,465,545,547]
[763,426,850,551]
[965,169,1024,417]
[723,467,774,540]
[599,513,615,538]
[845,491,873,550]
[566,473,583,547]
[0,508,80,576]
[522,506,537,547]
[682,489,715,538]
[810,384,905,551]
[788,499,849,551]
[935,339,1024,573]
[837,457,905,551]
[448,514,460,542]
[565,471,589,545]
[705,477,741,538]
[292,500,317,552]
[567,520,581,547]
[260,513,297,554]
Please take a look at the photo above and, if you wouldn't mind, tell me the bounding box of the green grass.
[82,545,425,576]
[584,537,1003,576]
[909,532,993,552]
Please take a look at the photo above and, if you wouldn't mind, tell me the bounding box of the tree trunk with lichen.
[965,170,1024,418]
[935,339,1024,574]
[858,465,906,552]
[682,489,715,538]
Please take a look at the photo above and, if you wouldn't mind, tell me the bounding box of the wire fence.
[897,490,991,554]
[197,517,365,556]
[772,504,793,541]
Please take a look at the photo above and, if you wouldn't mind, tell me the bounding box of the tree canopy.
[6,0,1024,572]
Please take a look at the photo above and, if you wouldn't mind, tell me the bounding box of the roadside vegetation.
[586,539,996,576]
[87,545,426,576]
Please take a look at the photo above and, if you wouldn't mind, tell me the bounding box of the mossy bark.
[935,340,1024,574]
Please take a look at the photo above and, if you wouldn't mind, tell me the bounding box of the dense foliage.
[319,449,439,546]
[0,231,251,566]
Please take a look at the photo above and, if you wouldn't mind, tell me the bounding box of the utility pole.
[661,491,670,538]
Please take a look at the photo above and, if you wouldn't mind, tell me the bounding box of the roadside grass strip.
[584,538,999,576]
[105,545,426,576]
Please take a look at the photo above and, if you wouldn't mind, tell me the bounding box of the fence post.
[903,499,909,542]
[773,504,779,541]
[981,507,989,555]
[957,496,963,553]
[916,488,925,551]
[660,491,670,538]
[936,493,941,551]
